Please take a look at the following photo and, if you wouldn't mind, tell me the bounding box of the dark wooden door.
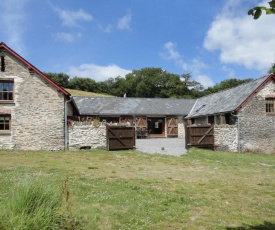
[107,126,135,150]
[167,117,178,137]
[186,125,214,149]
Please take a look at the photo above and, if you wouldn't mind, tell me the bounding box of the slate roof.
[186,74,274,118]
[72,97,196,116]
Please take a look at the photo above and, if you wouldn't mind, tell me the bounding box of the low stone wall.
[214,125,238,152]
[69,125,106,150]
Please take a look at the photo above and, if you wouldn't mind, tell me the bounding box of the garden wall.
[214,125,238,152]
[68,124,106,150]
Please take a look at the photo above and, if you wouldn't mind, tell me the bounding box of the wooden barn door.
[135,117,148,138]
[167,117,178,137]
[107,126,135,150]
[136,117,147,129]
[186,125,214,149]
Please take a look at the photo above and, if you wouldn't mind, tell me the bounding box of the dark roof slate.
[186,75,271,118]
[72,97,196,116]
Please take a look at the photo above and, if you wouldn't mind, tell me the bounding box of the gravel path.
[135,138,187,157]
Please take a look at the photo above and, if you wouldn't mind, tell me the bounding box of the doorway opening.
[147,117,165,137]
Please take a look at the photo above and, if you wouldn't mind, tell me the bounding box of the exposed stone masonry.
[0,51,66,150]
[68,124,106,150]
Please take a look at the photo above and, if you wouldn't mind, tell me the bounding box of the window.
[266,98,274,113]
[208,115,214,124]
[0,115,10,131]
[0,80,13,101]
[1,56,5,72]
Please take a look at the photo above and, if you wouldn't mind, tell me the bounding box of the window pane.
[4,124,9,130]
[8,92,13,100]
[3,83,8,91]
[8,83,13,91]
[0,124,4,130]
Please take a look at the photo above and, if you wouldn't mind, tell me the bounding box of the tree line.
[44,65,275,99]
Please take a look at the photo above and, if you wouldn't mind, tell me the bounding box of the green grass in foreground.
[0,148,274,229]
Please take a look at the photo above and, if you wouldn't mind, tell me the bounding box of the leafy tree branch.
[248,0,275,19]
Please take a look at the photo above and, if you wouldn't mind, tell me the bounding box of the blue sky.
[0,0,274,88]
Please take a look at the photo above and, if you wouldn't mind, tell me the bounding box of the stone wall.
[0,50,67,150]
[68,124,106,150]
[238,80,275,154]
[178,117,186,138]
[214,125,238,152]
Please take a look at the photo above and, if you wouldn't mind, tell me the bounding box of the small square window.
[0,115,11,131]
[266,98,274,113]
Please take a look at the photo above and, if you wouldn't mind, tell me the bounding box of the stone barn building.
[186,74,275,153]
[1,42,275,153]
[71,97,195,138]
[0,42,73,150]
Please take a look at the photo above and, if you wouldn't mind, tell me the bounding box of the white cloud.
[0,0,29,55]
[195,75,215,88]
[204,0,275,71]
[161,42,210,85]
[222,65,236,78]
[52,5,93,27]
[67,64,132,81]
[98,24,112,33]
[54,32,82,43]
[118,13,132,30]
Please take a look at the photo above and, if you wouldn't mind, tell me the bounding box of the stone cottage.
[0,42,73,150]
[186,74,275,153]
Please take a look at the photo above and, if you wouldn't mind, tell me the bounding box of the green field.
[65,88,113,97]
[0,148,274,229]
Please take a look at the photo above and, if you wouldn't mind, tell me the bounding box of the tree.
[122,68,198,98]
[248,0,275,19]
[268,63,275,74]
[44,72,70,88]
[67,77,98,92]
[200,78,253,97]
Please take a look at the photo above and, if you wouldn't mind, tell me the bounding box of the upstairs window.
[0,80,13,101]
[266,98,274,113]
[1,55,5,72]
[0,115,10,131]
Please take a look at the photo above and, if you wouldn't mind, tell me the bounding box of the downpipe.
[64,96,72,150]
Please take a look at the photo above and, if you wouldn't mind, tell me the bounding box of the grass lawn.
[0,148,274,229]
[65,88,113,97]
